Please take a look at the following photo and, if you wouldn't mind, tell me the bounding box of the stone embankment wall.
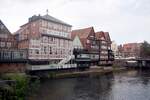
[0,63,26,73]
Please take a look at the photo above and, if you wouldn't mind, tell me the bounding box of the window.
[101,41,106,44]
[51,37,53,41]
[90,35,94,38]
[101,45,107,49]
[55,50,57,55]
[0,42,5,47]
[44,46,46,54]
[42,36,48,43]
[87,40,90,43]
[49,47,52,54]
[32,23,36,27]
[4,52,10,59]
[20,53,23,57]
[29,50,32,54]
[7,42,11,48]
[35,50,39,54]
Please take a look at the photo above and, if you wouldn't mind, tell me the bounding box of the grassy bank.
[0,73,40,100]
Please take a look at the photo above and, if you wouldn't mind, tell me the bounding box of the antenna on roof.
[46,9,49,15]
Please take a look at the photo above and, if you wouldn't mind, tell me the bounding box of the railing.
[58,55,74,65]
[0,49,27,63]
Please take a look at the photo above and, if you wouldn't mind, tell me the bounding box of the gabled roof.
[73,35,83,49]
[71,27,94,40]
[95,31,111,42]
[95,31,105,40]
[0,20,11,34]
[104,32,111,42]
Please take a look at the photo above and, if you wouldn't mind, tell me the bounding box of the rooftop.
[27,14,72,27]
[0,20,11,34]
[95,31,111,42]
[71,27,94,40]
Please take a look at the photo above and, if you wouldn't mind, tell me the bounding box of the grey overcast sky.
[0,0,150,44]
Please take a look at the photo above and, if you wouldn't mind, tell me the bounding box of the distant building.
[117,45,124,58]
[15,14,73,64]
[122,43,141,58]
[95,31,114,65]
[111,41,118,57]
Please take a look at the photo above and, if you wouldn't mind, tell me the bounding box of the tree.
[140,41,150,58]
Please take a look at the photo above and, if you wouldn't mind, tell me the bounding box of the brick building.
[71,27,99,52]
[117,45,124,58]
[71,27,113,67]
[122,43,141,58]
[0,20,16,50]
[71,27,100,67]
[95,31,114,65]
[0,20,27,73]
[0,20,27,62]
[15,14,73,64]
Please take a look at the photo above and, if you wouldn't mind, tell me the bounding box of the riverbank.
[48,66,127,79]
[0,73,40,100]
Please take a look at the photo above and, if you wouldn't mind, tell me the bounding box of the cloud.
[0,0,149,44]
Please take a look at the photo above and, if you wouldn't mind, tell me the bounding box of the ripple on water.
[29,70,150,100]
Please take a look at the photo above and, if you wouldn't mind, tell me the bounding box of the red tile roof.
[104,32,111,42]
[95,31,105,40]
[71,27,94,40]
[95,31,111,42]
[71,27,94,49]
[0,20,11,35]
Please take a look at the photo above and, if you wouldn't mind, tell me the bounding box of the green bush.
[1,73,40,100]
[2,73,29,100]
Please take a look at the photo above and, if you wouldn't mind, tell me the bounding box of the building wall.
[111,41,118,57]
[16,15,72,62]
[18,40,29,49]
[122,43,141,58]
[0,34,16,50]
[28,36,72,60]
[39,19,71,37]
[85,29,99,52]
[100,40,108,60]
[95,31,113,65]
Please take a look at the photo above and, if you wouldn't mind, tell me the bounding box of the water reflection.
[29,70,150,100]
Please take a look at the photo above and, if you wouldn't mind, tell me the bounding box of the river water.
[29,70,150,100]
